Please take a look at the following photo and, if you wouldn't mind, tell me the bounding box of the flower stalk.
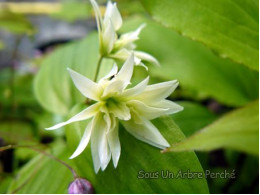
[93,56,103,82]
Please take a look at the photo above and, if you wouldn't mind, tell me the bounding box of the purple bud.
[68,178,94,194]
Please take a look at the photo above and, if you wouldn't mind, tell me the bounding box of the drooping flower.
[68,178,94,194]
[90,0,159,68]
[46,54,183,173]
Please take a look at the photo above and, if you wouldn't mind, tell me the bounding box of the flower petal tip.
[45,126,56,131]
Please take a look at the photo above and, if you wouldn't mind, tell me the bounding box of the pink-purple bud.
[68,178,94,194]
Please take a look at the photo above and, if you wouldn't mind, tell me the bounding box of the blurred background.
[0,0,258,193]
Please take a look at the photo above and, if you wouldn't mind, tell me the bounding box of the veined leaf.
[165,100,259,156]
[140,0,259,71]
[34,33,114,115]
[171,101,217,136]
[65,110,209,193]
[7,141,73,193]
[120,17,259,107]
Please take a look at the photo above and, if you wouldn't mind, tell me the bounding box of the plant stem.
[93,56,103,82]
[0,144,78,178]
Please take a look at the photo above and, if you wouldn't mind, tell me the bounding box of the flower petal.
[127,100,169,120]
[102,79,125,97]
[121,76,149,98]
[114,24,146,49]
[136,80,179,103]
[91,113,111,172]
[113,53,134,89]
[106,116,120,167]
[46,103,100,130]
[151,100,183,115]
[98,63,118,83]
[109,49,142,65]
[104,1,122,31]
[121,117,170,149]
[90,0,103,33]
[69,120,93,159]
[134,51,160,67]
[67,68,102,101]
[101,19,116,54]
[91,134,101,173]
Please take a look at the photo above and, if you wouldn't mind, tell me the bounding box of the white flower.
[90,0,159,68]
[46,54,183,173]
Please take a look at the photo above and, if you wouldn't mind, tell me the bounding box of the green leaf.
[7,141,73,193]
[0,121,36,144]
[34,33,114,115]
[140,0,259,71]
[120,16,259,107]
[0,176,12,194]
[166,100,259,156]
[171,101,217,136]
[65,111,209,193]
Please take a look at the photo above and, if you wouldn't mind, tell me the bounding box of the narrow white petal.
[91,114,102,173]
[137,62,148,71]
[102,79,125,97]
[114,53,134,89]
[107,120,121,167]
[69,120,93,159]
[122,118,170,149]
[103,113,120,167]
[99,130,111,170]
[136,80,179,103]
[98,63,118,83]
[67,68,102,101]
[91,113,110,173]
[90,0,103,33]
[127,100,169,120]
[46,103,100,130]
[91,137,101,173]
[121,76,149,98]
[104,1,122,30]
[115,24,146,48]
[109,49,147,69]
[109,48,130,60]
[151,100,183,115]
[102,19,116,54]
[134,51,160,67]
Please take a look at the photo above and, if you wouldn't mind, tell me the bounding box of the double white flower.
[90,0,159,68]
[46,54,183,173]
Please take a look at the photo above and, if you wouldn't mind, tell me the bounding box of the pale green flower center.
[105,97,120,108]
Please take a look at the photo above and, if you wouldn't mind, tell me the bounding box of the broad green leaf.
[120,17,259,107]
[7,141,73,193]
[65,111,209,193]
[140,0,259,71]
[171,101,217,136]
[0,176,12,194]
[34,33,114,115]
[166,101,259,156]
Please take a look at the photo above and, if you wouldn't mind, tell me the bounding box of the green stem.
[93,56,103,82]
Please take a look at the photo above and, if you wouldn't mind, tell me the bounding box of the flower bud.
[68,178,94,194]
